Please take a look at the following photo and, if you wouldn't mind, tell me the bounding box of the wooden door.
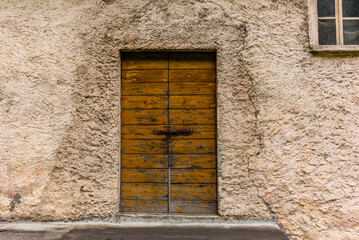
[121,52,216,214]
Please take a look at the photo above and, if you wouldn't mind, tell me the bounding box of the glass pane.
[317,0,336,17]
[343,20,359,45]
[342,0,359,17]
[318,20,337,45]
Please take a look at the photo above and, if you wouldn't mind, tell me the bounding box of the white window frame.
[308,0,359,52]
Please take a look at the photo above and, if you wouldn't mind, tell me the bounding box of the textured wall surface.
[0,1,358,239]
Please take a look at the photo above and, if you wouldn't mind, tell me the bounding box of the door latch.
[153,129,194,136]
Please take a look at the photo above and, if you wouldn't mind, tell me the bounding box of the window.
[308,0,359,51]
[317,0,359,45]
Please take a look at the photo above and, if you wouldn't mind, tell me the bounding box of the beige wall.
[0,1,358,239]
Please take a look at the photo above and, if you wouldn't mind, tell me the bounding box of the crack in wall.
[261,196,295,240]
[236,23,264,177]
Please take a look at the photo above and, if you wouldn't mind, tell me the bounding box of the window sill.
[310,45,359,53]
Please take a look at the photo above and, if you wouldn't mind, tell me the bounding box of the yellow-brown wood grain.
[122,83,168,95]
[169,95,215,109]
[122,52,168,70]
[169,109,215,124]
[171,169,216,183]
[169,82,215,95]
[121,52,217,213]
[122,154,168,169]
[121,183,168,200]
[170,184,216,201]
[170,201,217,214]
[169,139,216,154]
[169,155,216,169]
[121,200,168,213]
[169,70,215,82]
[122,169,167,183]
[169,125,216,139]
[122,110,167,124]
[122,125,168,139]
[122,96,168,109]
[122,70,168,83]
[169,53,215,69]
[122,140,167,154]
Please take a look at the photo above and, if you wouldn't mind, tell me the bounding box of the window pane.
[342,0,359,17]
[343,20,359,45]
[317,0,336,17]
[318,20,337,45]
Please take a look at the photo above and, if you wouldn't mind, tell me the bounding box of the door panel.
[122,70,168,83]
[122,52,168,70]
[122,96,168,109]
[170,201,217,214]
[169,52,216,69]
[169,109,216,124]
[122,200,168,213]
[169,82,215,95]
[169,125,216,139]
[122,140,167,154]
[169,155,216,169]
[170,184,216,201]
[171,169,216,184]
[121,52,217,214]
[122,169,168,183]
[122,110,168,125]
[169,70,215,82]
[121,183,168,200]
[169,95,215,109]
[122,154,168,169]
[169,139,216,154]
[122,82,168,95]
[122,125,168,140]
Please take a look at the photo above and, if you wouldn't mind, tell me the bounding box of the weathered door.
[121,52,216,214]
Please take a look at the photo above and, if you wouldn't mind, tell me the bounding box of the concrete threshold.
[0,216,286,240]
[119,213,279,228]
[0,216,279,230]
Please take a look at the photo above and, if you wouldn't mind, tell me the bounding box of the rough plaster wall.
[0,0,358,239]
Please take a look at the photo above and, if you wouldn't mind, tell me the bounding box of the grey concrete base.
[0,217,288,240]
[118,214,278,227]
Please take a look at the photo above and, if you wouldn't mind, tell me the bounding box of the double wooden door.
[120,52,217,214]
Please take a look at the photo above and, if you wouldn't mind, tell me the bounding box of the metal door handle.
[153,129,193,136]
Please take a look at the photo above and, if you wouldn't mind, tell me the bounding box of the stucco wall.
[0,1,358,239]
